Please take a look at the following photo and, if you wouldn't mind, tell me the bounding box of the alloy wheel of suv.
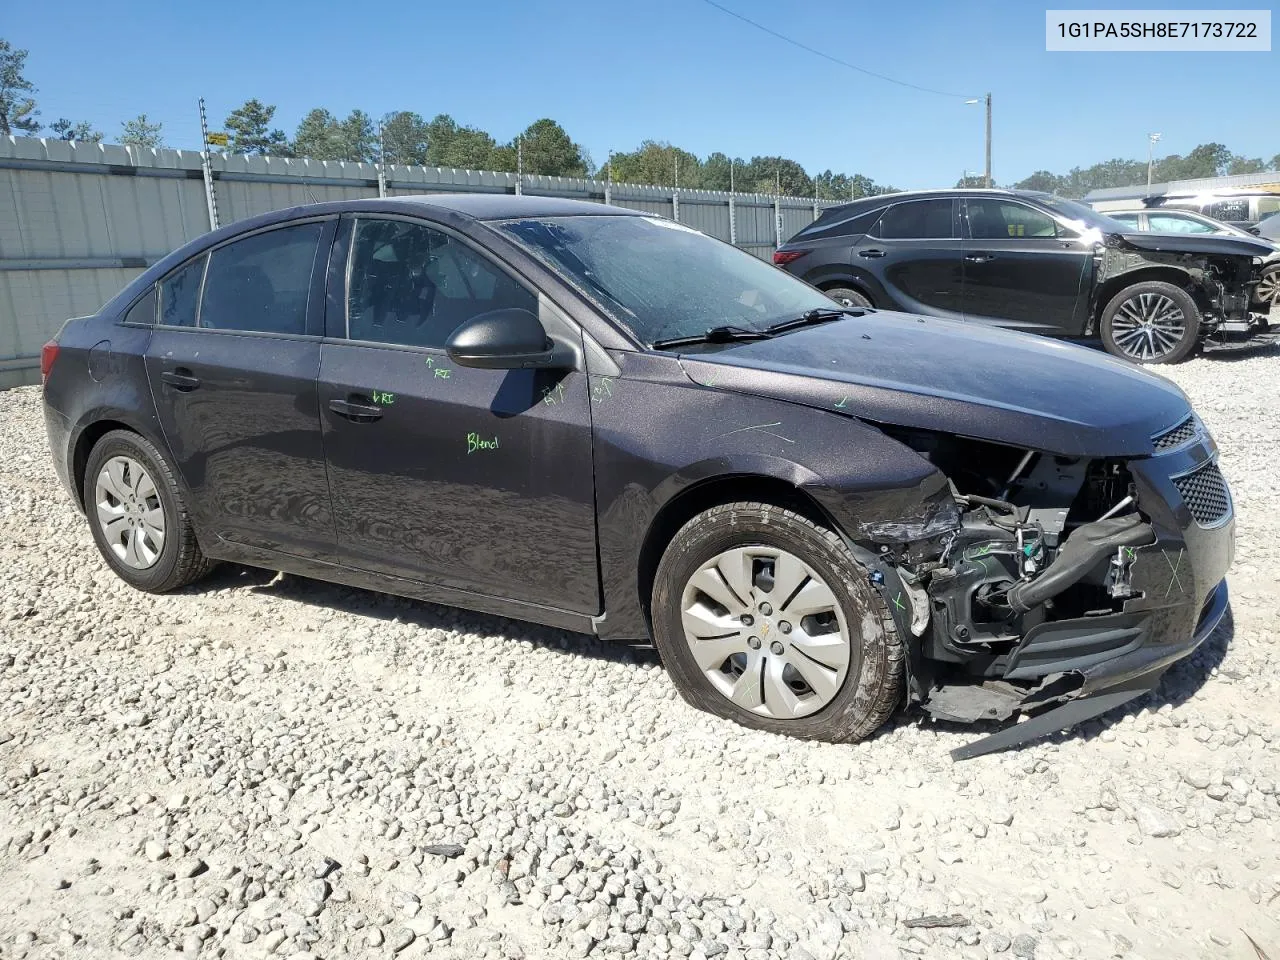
[1100,281,1200,364]
[651,502,904,742]
[1256,265,1280,309]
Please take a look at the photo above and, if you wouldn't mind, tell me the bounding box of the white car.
[1107,207,1280,310]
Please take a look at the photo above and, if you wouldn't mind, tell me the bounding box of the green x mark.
[892,593,906,612]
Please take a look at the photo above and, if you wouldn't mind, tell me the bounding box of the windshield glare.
[497,215,839,344]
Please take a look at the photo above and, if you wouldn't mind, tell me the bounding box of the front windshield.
[1035,195,1132,233]
[497,215,839,344]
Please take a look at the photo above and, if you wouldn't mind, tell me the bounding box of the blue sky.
[7,0,1277,189]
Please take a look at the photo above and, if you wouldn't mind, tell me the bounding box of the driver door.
[317,215,599,615]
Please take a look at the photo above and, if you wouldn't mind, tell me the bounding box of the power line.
[699,0,975,99]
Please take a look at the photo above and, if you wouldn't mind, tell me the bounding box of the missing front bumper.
[946,578,1229,761]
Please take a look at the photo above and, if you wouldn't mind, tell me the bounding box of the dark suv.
[775,189,1271,364]
[43,195,1232,758]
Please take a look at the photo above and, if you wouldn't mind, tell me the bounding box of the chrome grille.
[1153,416,1197,451]
[1172,461,1231,527]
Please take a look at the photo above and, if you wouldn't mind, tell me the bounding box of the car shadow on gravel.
[1197,341,1280,363]
[926,605,1234,757]
[188,563,662,668]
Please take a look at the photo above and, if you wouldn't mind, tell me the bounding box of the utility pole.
[984,92,992,188]
[1147,132,1162,191]
[516,136,523,195]
[674,153,679,189]
[197,97,220,231]
[729,157,735,193]
[605,149,612,206]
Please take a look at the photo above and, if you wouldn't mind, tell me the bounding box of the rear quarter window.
[122,287,156,325]
[792,207,883,243]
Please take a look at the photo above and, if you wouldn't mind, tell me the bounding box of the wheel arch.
[635,472,843,635]
[70,413,171,512]
[1092,267,1204,329]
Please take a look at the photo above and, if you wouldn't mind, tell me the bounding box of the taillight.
[41,340,59,383]
[773,249,808,266]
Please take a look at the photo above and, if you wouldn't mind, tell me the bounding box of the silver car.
[1107,207,1280,309]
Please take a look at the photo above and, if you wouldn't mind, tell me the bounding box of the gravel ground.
[2,347,1278,960]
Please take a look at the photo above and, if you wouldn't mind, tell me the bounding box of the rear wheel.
[651,502,903,742]
[83,430,215,593]
[824,286,873,309]
[1099,280,1200,364]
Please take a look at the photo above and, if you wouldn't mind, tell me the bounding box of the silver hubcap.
[679,546,852,720]
[1257,270,1279,306]
[94,456,165,570]
[1111,293,1186,361]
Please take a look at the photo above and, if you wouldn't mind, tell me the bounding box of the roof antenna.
[306,188,319,205]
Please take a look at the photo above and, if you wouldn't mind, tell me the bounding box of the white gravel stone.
[1,351,1278,959]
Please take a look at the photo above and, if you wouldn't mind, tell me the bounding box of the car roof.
[387,193,646,220]
[816,187,1055,217]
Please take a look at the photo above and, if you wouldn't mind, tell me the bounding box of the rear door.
[316,214,599,615]
[960,197,1093,334]
[852,198,963,317]
[144,218,337,559]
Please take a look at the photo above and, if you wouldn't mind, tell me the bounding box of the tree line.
[963,142,1280,197]
[0,37,895,200]
[4,37,1278,202]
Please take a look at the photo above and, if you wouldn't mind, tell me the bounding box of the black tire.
[1099,280,1200,364]
[824,286,873,309]
[1252,263,1280,312]
[651,502,904,743]
[82,429,216,593]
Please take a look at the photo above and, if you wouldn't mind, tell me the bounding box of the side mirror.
[446,308,561,370]
[1247,226,1261,236]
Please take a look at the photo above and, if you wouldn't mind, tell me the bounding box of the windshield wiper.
[766,306,867,335]
[651,325,774,349]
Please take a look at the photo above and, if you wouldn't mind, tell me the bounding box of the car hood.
[1109,230,1274,258]
[678,312,1190,457]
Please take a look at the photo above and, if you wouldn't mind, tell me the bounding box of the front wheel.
[651,502,903,743]
[1099,280,1201,364]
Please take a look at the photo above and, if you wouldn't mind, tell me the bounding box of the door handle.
[964,253,996,263]
[329,397,384,422]
[857,249,887,258]
[160,368,201,391]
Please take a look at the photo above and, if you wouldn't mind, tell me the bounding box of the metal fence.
[0,135,840,387]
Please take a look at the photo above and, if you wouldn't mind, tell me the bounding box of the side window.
[1148,214,1214,234]
[1109,213,1141,229]
[199,223,323,335]
[347,218,538,348]
[123,287,157,325]
[876,200,954,240]
[158,256,206,327]
[797,207,883,242]
[966,200,1057,240]
[1204,199,1249,222]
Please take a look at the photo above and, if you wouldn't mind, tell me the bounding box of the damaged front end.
[856,421,1233,759]
[1098,235,1274,350]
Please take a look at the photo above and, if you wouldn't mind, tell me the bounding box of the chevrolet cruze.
[42,195,1233,758]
